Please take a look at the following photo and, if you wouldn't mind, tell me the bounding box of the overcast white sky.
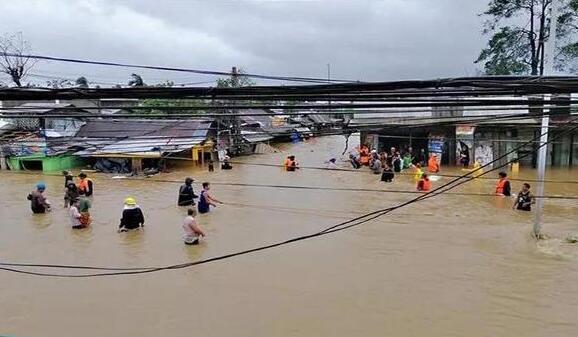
[0,0,489,86]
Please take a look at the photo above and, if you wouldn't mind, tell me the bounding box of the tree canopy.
[127,73,145,87]
[476,0,578,75]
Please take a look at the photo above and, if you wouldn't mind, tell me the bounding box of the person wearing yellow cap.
[118,197,145,232]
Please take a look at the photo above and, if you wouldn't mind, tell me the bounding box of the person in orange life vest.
[77,172,93,197]
[284,155,298,171]
[417,173,432,191]
[359,145,370,166]
[495,171,511,196]
[427,153,440,173]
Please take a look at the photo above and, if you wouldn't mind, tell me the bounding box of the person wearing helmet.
[27,182,51,214]
[119,197,145,232]
[178,177,198,206]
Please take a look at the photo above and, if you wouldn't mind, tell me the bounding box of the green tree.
[476,0,578,75]
[127,73,145,87]
[75,76,89,88]
[140,98,209,115]
[216,67,256,88]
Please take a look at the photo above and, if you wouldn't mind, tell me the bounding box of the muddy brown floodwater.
[1,135,578,337]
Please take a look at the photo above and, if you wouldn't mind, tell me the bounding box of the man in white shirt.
[183,208,205,245]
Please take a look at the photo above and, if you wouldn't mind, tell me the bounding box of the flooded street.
[1,135,577,337]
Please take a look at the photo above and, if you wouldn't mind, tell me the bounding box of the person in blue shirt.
[198,182,224,214]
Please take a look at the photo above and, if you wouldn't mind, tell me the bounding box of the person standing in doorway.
[513,183,534,211]
[459,142,471,168]
[178,177,198,206]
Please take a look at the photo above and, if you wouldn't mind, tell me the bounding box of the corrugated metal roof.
[308,114,333,124]
[241,130,274,143]
[75,119,213,138]
[1,103,90,115]
[71,119,214,156]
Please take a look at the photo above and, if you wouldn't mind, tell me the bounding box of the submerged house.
[0,103,90,171]
[72,119,216,173]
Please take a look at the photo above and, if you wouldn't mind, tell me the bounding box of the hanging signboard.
[428,137,445,164]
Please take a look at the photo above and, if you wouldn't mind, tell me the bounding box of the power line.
[0,52,358,84]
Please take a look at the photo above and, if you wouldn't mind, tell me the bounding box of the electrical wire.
[4,75,578,101]
[0,52,358,84]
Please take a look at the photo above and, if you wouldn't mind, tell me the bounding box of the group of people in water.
[495,171,535,211]
[350,145,439,192]
[26,146,536,247]
[353,144,535,211]
[27,170,227,245]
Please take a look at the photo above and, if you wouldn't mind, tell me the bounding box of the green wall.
[7,155,85,172]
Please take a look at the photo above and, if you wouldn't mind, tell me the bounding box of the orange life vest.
[428,157,439,173]
[359,147,370,165]
[77,178,91,193]
[284,158,296,171]
[418,178,432,191]
[495,179,508,194]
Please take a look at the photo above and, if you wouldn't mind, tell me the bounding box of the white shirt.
[69,206,81,227]
[182,215,198,243]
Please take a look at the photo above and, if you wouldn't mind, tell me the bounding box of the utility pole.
[230,66,245,155]
[327,63,333,116]
[534,0,559,238]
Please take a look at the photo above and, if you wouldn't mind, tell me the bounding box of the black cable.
[0,97,576,113]
[0,52,358,84]
[4,76,578,101]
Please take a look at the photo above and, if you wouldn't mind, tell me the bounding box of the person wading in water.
[28,182,51,214]
[178,177,198,206]
[513,183,534,211]
[495,171,511,197]
[119,197,145,232]
[198,182,224,214]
